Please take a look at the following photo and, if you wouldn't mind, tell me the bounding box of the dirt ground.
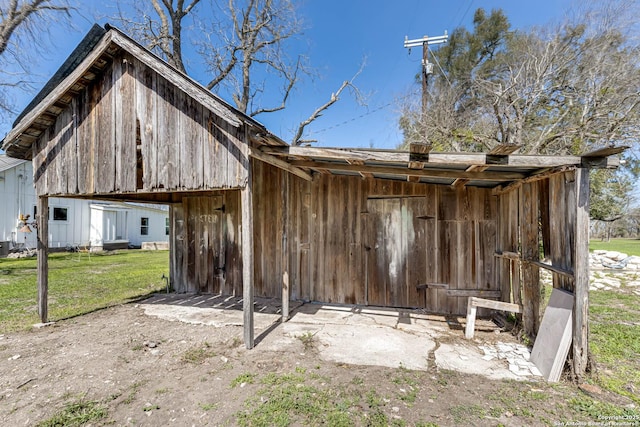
[0,296,626,426]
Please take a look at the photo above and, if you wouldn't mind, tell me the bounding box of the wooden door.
[184,196,226,294]
[365,197,427,308]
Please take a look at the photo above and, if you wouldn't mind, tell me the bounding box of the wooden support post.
[242,159,255,349]
[521,182,541,338]
[37,196,49,323]
[573,168,590,379]
[281,172,290,322]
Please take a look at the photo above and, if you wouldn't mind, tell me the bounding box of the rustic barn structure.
[1,25,625,379]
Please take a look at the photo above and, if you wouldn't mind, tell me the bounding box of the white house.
[0,154,168,255]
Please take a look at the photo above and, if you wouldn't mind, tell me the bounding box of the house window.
[141,217,149,236]
[165,217,170,235]
[53,207,68,221]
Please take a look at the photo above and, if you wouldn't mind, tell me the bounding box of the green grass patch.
[590,238,640,256]
[392,365,421,406]
[450,404,487,424]
[589,290,640,404]
[0,250,169,333]
[236,369,387,427]
[181,342,216,364]
[568,395,640,419]
[35,398,107,427]
[231,373,256,388]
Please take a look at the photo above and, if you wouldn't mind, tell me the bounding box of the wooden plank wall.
[548,172,577,291]
[495,170,580,337]
[32,51,248,197]
[170,192,241,295]
[251,162,499,315]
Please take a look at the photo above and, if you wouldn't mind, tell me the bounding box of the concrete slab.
[282,321,433,371]
[138,297,533,380]
[140,303,280,331]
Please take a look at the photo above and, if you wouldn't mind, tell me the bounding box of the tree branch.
[292,63,365,146]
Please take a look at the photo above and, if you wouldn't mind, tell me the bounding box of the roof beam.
[452,144,521,188]
[581,146,628,158]
[264,146,606,170]
[289,160,527,181]
[250,147,313,181]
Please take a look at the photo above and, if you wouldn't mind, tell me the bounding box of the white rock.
[605,251,628,261]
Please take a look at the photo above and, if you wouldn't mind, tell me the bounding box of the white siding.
[1,155,169,252]
[127,208,170,246]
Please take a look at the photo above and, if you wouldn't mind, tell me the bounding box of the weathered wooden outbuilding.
[1,25,624,379]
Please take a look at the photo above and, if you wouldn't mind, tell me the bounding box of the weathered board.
[248,163,498,314]
[31,51,248,198]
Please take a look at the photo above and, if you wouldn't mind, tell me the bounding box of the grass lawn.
[589,289,640,405]
[0,250,169,333]
[588,240,640,403]
[589,238,640,256]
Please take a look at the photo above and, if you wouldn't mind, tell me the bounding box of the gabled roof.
[0,154,27,173]
[1,24,285,160]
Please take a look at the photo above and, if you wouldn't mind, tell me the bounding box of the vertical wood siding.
[249,163,498,314]
[32,52,247,197]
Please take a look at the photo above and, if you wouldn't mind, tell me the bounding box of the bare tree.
[116,0,364,141]
[114,0,200,74]
[292,64,366,146]
[0,0,74,120]
[197,0,305,116]
[401,2,640,155]
[116,0,305,116]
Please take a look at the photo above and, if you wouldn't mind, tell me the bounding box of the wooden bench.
[464,297,521,339]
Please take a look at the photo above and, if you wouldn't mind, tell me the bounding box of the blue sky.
[2,0,574,149]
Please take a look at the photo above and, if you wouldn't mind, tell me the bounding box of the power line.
[457,0,475,29]
[307,91,419,137]
[428,46,452,88]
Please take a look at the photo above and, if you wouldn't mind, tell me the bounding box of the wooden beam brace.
[290,161,526,181]
[446,289,502,298]
[492,166,575,196]
[528,260,574,277]
[250,147,312,181]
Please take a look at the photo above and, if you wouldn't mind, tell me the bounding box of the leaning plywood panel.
[531,288,574,382]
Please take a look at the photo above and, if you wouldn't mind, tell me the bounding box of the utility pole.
[404,32,448,137]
